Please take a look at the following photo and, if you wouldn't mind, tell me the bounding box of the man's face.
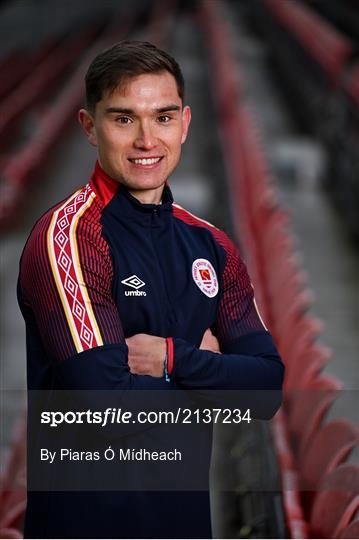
[79,71,191,202]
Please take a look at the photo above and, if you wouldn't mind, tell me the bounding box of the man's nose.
[134,121,157,150]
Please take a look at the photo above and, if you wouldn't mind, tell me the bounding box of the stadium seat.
[338,519,359,539]
[279,317,323,371]
[0,500,26,532]
[0,412,27,534]
[274,290,313,343]
[270,270,307,315]
[310,464,359,538]
[271,410,309,538]
[284,343,331,393]
[299,419,359,490]
[264,0,352,82]
[287,374,342,453]
[0,528,22,539]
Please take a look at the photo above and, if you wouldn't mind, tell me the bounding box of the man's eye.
[116,116,132,124]
[158,115,171,123]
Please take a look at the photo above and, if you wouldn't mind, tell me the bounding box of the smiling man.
[18,41,284,539]
[79,69,191,204]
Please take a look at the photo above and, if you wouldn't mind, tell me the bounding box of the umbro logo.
[121,275,145,289]
[121,275,147,296]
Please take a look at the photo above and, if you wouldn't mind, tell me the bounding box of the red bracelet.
[166,337,174,376]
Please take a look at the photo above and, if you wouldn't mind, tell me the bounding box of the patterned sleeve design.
[19,184,124,363]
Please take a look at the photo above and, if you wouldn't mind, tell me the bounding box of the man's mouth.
[129,157,163,165]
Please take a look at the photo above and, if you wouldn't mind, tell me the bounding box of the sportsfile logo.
[121,275,147,296]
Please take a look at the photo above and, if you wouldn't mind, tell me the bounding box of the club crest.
[192,259,218,298]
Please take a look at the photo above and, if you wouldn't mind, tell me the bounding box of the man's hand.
[199,328,221,353]
[126,334,166,377]
[126,329,221,378]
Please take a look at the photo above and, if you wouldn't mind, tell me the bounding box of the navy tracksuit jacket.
[18,161,284,538]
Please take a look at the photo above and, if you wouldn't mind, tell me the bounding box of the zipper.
[150,208,178,325]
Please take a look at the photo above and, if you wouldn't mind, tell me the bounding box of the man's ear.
[78,109,98,147]
[181,105,191,144]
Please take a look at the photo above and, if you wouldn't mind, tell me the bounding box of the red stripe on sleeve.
[166,337,174,376]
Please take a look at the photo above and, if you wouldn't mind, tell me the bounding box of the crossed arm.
[126,329,220,377]
[19,214,284,417]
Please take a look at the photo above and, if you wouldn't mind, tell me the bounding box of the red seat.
[310,464,359,538]
[0,500,26,532]
[274,290,314,345]
[284,343,331,393]
[0,528,22,539]
[299,419,359,490]
[0,412,27,535]
[287,374,342,453]
[270,271,308,318]
[278,316,323,365]
[338,520,359,539]
[264,0,353,82]
[271,410,308,538]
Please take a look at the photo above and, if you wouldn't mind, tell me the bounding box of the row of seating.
[0,26,100,137]
[200,0,358,537]
[254,0,359,243]
[0,15,134,229]
[263,0,352,83]
[0,37,60,102]
[328,62,359,242]
[304,0,359,46]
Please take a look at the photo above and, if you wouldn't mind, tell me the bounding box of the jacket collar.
[89,160,173,214]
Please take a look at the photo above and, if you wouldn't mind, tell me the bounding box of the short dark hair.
[85,40,185,113]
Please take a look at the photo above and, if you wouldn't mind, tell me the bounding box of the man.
[18,41,284,538]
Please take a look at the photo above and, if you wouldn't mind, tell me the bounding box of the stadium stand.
[252,0,359,242]
[327,64,359,242]
[200,0,359,536]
